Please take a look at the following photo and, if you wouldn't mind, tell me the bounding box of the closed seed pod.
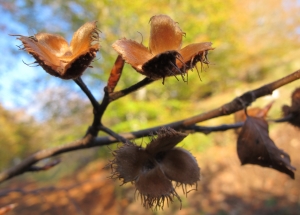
[109,127,200,210]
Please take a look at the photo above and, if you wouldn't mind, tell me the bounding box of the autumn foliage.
[3,13,299,211]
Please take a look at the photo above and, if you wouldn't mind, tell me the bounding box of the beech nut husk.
[109,127,200,209]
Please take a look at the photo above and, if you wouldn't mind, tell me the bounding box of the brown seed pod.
[112,14,213,83]
[234,101,274,134]
[146,127,187,155]
[282,87,300,128]
[149,14,183,55]
[110,143,149,184]
[109,127,200,210]
[160,148,200,185]
[237,116,296,179]
[135,167,178,209]
[291,87,300,108]
[15,21,100,79]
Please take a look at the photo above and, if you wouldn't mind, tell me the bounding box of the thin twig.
[186,122,244,134]
[109,77,154,101]
[27,159,61,172]
[97,87,111,123]
[74,77,102,133]
[74,77,100,110]
[99,125,130,144]
[270,114,294,123]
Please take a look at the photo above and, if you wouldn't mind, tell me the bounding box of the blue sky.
[0,2,68,111]
[0,60,37,108]
[0,9,36,109]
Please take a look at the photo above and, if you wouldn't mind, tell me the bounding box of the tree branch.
[0,69,299,183]
[182,69,300,125]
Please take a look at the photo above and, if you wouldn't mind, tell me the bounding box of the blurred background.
[0,0,300,214]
